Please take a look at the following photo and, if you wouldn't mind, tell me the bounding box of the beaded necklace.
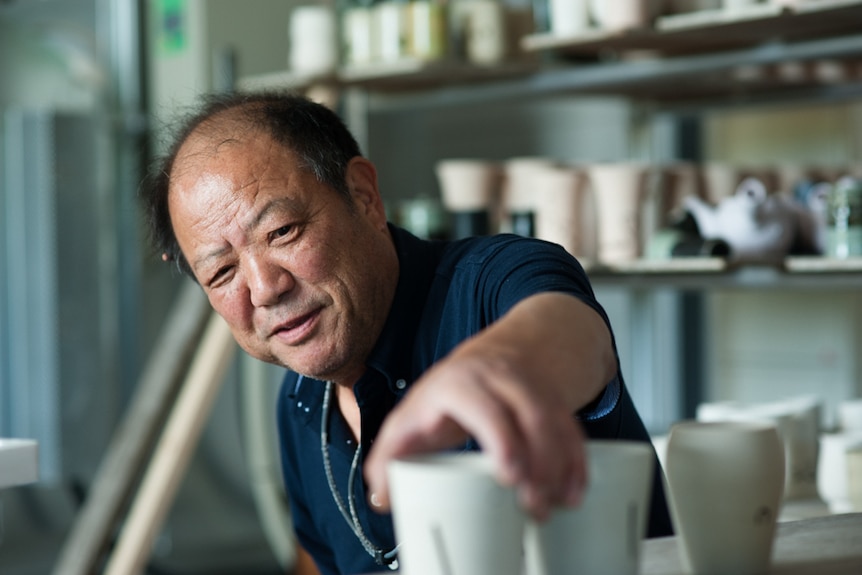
[321,381,399,569]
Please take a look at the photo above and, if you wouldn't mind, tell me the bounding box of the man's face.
[168,131,398,385]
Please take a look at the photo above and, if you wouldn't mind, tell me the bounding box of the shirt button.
[395,379,407,390]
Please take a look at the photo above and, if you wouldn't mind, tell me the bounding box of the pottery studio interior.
[1,0,862,574]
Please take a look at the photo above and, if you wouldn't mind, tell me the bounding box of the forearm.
[447,291,616,414]
[365,291,613,519]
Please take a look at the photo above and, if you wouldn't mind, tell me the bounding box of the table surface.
[643,512,862,575]
[361,512,862,575]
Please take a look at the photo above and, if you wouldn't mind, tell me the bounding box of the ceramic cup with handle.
[523,440,655,575]
[665,420,785,575]
[388,451,525,575]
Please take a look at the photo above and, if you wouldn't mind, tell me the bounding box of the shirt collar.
[361,225,439,395]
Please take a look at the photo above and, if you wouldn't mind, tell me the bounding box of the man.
[144,91,672,575]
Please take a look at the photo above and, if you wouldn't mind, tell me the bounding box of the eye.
[207,265,234,288]
[270,223,300,243]
[273,225,292,238]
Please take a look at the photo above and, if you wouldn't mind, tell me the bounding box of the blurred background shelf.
[523,0,862,57]
[236,1,862,112]
[588,257,862,290]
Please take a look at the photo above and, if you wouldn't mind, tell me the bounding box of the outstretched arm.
[364,291,616,520]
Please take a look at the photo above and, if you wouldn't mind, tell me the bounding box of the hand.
[363,352,589,521]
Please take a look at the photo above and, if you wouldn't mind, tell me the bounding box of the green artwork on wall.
[157,0,187,55]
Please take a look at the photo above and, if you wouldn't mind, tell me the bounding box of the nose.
[247,255,293,307]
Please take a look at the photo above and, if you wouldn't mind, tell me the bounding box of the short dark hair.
[142,91,362,276]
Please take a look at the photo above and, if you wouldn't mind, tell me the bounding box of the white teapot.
[683,177,801,263]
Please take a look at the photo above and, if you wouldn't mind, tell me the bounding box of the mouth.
[269,308,322,344]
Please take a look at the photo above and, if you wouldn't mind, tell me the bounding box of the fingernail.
[370,492,383,508]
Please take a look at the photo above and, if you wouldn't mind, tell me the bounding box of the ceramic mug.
[388,452,525,575]
[523,440,655,575]
[665,420,785,575]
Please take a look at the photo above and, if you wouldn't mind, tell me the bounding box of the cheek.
[206,286,252,329]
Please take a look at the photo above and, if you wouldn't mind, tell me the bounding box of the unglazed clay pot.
[435,158,501,239]
[588,0,656,31]
[531,164,590,262]
[502,157,557,238]
[586,162,648,265]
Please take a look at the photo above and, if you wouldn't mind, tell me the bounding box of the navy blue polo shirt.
[276,226,672,575]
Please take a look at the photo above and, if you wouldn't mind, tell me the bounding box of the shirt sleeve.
[471,237,622,421]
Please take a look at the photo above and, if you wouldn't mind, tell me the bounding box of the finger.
[490,383,588,519]
[364,377,528,512]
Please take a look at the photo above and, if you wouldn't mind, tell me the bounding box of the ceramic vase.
[665,420,785,575]
[696,396,824,503]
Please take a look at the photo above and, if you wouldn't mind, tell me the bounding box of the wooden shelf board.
[238,60,539,94]
[522,0,862,57]
[587,256,862,289]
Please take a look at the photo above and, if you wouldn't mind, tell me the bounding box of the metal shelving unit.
[236,0,862,290]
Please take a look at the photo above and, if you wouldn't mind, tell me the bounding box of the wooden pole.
[52,283,211,575]
[103,311,236,575]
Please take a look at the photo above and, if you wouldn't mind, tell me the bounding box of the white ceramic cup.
[839,399,862,434]
[289,5,338,75]
[665,420,785,575]
[696,397,823,502]
[548,0,591,37]
[466,0,508,65]
[523,440,655,575]
[342,6,375,66]
[374,1,410,63]
[388,452,525,575]
[818,432,857,514]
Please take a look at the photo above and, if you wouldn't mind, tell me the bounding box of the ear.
[346,157,387,227]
